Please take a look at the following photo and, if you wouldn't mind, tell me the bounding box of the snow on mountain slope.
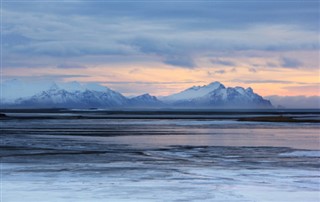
[202,86,272,107]
[0,79,113,102]
[15,84,128,108]
[2,80,273,108]
[129,93,165,107]
[162,81,224,102]
[163,82,272,108]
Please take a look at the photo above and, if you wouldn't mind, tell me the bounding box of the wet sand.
[1,110,320,201]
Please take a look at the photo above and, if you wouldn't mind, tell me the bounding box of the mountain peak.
[207,81,222,87]
[163,81,225,101]
[162,81,272,108]
[133,93,157,100]
[206,81,225,90]
[3,80,273,108]
[139,93,151,97]
[246,87,253,93]
[49,83,60,91]
[129,93,163,107]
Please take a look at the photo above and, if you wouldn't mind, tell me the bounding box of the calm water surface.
[1,110,320,201]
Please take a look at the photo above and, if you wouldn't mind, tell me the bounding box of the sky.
[2,0,320,97]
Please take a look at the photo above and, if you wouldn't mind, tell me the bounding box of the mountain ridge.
[1,80,273,109]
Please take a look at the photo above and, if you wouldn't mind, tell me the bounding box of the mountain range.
[1,80,273,108]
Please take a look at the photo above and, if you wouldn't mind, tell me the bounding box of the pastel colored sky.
[2,1,320,96]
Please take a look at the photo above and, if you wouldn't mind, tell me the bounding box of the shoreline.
[1,113,320,123]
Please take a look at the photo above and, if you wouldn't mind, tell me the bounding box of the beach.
[1,109,320,201]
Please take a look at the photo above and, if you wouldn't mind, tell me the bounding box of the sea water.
[1,110,319,201]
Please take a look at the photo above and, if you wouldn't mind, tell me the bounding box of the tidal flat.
[1,109,320,202]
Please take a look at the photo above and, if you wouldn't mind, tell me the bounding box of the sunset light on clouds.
[2,1,320,100]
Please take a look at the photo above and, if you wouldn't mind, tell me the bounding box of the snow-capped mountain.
[161,82,272,108]
[162,81,224,102]
[2,80,273,108]
[15,83,128,108]
[128,94,165,108]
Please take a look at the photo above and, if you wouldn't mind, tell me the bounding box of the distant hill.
[161,81,272,108]
[1,80,272,109]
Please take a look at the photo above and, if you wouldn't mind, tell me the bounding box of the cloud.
[230,68,237,72]
[211,59,235,66]
[163,55,195,68]
[3,9,137,58]
[248,68,257,73]
[233,79,310,84]
[266,62,277,68]
[266,95,320,108]
[281,57,302,68]
[207,69,227,76]
[102,81,203,85]
[57,63,87,69]
[102,80,204,95]
[128,37,195,68]
[214,70,226,74]
[282,85,320,93]
[5,1,319,29]
[3,74,89,82]
[129,68,141,74]
[2,3,319,69]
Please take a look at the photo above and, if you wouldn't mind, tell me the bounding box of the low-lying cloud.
[266,95,320,108]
